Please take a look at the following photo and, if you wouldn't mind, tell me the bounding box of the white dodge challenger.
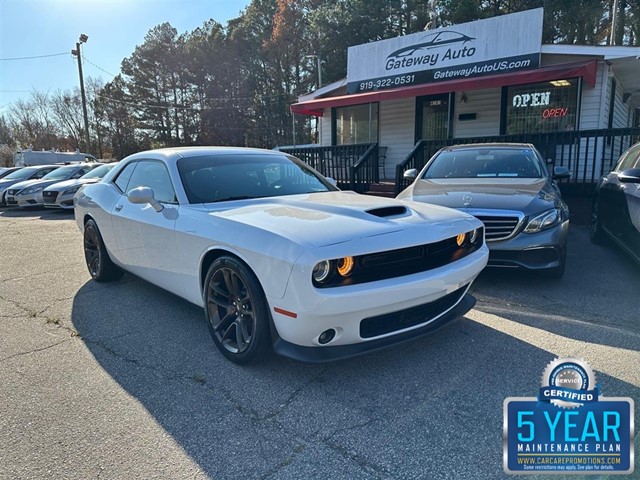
[75,147,488,364]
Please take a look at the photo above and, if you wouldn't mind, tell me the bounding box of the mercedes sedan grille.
[473,215,520,241]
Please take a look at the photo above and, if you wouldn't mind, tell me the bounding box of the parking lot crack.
[0,338,72,363]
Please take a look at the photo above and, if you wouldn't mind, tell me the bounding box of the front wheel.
[83,219,124,282]
[204,256,271,364]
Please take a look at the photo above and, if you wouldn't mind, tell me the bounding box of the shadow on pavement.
[70,234,640,478]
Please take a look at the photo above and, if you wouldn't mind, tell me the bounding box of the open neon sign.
[542,108,568,118]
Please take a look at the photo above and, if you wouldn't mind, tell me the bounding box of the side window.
[126,160,177,204]
[615,145,640,172]
[113,162,138,193]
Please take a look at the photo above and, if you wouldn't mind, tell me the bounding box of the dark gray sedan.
[398,143,571,277]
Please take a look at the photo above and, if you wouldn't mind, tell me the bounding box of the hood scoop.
[366,205,409,218]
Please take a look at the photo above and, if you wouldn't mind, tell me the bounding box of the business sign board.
[503,358,634,475]
[346,8,543,94]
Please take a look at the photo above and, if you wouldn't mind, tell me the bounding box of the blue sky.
[0,0,251,115]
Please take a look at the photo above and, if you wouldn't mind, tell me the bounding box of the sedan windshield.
[424,148,544,179]
[178,153,336,204]
[42,165,81,181]
[81,164,114,179]
[3,167,43,180]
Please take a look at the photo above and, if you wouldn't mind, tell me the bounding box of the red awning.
[291,60,597,116]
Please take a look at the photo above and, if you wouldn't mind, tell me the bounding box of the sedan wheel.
[83,219,124,282]
[204,257,271,364]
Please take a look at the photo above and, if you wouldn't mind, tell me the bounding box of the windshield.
[42,165,80,181]
[4,167,42,180]
[81,164,114,179]
[177,153,336,204]
[424,148,544,179]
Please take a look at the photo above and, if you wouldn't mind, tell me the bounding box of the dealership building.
[287,8,640,194]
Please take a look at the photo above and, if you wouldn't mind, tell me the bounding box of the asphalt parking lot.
[0,207,638,479]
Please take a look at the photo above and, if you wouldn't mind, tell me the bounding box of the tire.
[83,219,124,282]
[204,256,271,364]
[590,197,606,245]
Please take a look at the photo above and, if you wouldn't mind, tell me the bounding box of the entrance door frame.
[415,92,455,144]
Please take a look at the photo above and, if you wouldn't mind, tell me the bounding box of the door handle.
[114,204,123,212]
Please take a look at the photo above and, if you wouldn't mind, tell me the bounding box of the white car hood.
[6,179,40,191]
[196,191,475,247]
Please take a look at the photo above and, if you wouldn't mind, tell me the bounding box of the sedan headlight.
[524,208,561,233]
[20,185,45,195]
[62,186,81,196]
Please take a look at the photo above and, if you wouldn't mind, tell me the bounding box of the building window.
[504,79,579,134]
[334,103,379,145]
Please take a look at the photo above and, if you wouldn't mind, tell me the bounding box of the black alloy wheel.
[204,256,271,364]
[83,219,124,282]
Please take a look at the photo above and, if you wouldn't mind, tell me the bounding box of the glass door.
[416,93,453,141]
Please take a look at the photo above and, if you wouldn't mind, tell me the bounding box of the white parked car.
[6,163,98,208]
[75,147,488,364]
[43,163,117,209]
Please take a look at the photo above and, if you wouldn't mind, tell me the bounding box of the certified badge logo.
[539,358,599,408]
[503,357,634,475]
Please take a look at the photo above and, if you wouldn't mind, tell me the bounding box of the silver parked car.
[5,163,98,208]
[43,163,117,209]
[398,143,571,277]
[0,165,60,206]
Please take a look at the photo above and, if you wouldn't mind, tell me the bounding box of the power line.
[82,55,117,78]
[0,52,68,61]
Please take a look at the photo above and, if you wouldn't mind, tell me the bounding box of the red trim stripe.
[274,307,298,318]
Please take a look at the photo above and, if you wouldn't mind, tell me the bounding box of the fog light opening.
[318,329,336,345]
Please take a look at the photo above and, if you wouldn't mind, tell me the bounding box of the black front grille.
[474,215,520,241]
[360,284,468,338]
[43,191,59,202]
[314,227,484,288]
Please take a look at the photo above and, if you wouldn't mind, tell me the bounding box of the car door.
[110,160,183,295]
[620,153,640,257]
[600,145,640,235]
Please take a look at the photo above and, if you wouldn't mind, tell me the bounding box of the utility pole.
[72,34,91,153]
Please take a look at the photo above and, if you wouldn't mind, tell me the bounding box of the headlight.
[524,208,561,233]
[455,233,466,247]
[20,185,45,195]
[337,256,354,277]
[469,227,482,245]
[312,260,332,283]
[63,186,81,196]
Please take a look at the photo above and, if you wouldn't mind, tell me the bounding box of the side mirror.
[553,166,571,180]
[403,168,418,180]
[326,177,338,187]
[128,186,163,212]
[619,168,640,183]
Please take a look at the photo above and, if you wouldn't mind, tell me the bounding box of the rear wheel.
[204,256,271,364]
[590,198,606,244]
[83,219,124,282]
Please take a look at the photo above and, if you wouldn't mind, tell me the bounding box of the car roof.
[442,143,536,151]
[124,146,288,162]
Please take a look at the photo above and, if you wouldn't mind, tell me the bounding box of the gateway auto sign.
[346,8,543,94]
